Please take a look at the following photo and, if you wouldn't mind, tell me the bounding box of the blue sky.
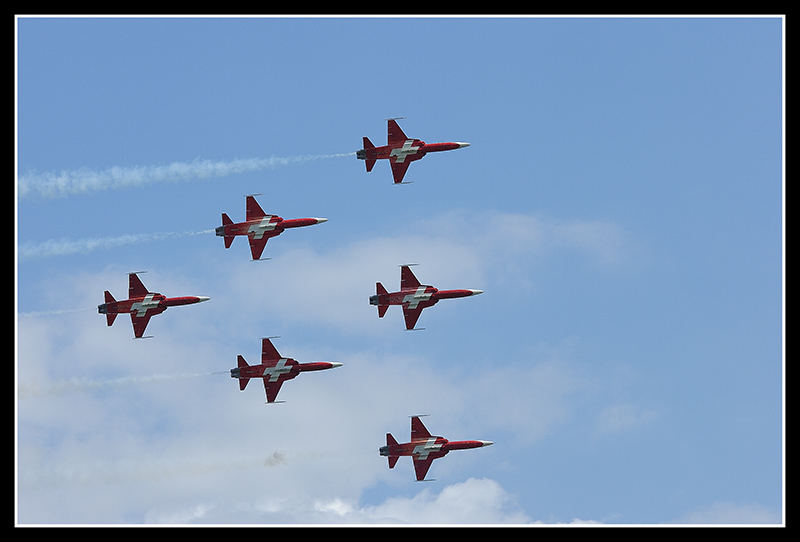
[16,16,783,525]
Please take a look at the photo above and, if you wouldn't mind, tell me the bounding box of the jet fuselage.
[379,437,492,461]
[215,216,325,241]
[230,357,342,383]
[369,286,482,309]
[98,293,209,317]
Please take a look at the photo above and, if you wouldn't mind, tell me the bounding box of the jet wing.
[248,235,269,261]
[246,195,267,221]
[129,273,149,298]
[261,337,282,362]
[413,457,435,481]
[411,416,432,440]
[387,119,409,146]
[130,311,154,338]
[400,266,421,290]
[390,160,411,184]
[263,379,283,403]
[402,306,424,330]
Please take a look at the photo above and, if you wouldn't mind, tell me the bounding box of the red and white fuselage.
[216,195,327,260]
[357,119,469,184]
[380,416,493,481]
[231,337,342,403]
[370,265,482,330]
[98,272,209,338]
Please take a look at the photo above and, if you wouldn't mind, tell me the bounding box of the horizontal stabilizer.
[386,433,399,468]
[376,282,389,317]
[237,355,250,390]
[361,137,376,172]
[221,214,235,248]
[105,313,117,327]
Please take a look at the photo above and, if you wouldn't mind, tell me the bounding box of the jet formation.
[357,118,470,184]
[96,119,491,481]
[216,194,327,260]
[98,272,209,339]
[232,337,342,403]
[370,265,483,330]
[380,416,493,482]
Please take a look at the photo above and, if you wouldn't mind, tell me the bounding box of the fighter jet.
[231,337,343,404]
[380,416,493,482]
[215,195,327,260]
[356,118,470,184]
[98,272,210,339]
[370,265,483,330]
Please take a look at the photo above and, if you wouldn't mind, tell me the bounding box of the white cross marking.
[131,294,158,317]
[248,217,278,239]
[263,358,292,382]
[412,438,442,460]
[402,287,432,309]
[389,140,420,163]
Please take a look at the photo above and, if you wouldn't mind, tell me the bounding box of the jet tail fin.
[362,137,376,172]
[221,213,235,248]
[237,355,250,390]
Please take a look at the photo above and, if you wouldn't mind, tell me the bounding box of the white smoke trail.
[18,307,94,317]
[18,370,229,398]
[18,229,215,259]
[18,152,355,199]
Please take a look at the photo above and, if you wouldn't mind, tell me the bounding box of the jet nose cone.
[330,362,343,369]
[479,440,493,447]
[469,289,483,295]
[196,296,211,303]
[456,142,471,148]
[315,218,328,224]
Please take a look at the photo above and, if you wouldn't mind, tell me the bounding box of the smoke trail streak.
[19,229,215,259]
[18,152,355,199]
[18,307,94,317]
[19,450,296,490]
[18,370,230,398]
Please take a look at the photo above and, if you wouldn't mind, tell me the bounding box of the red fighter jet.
[216,195,327,260]
[98,272,210,339]
[370,265,483,330]
[356,118,470,184]
[380,416,493,482]
[231,337,343,404]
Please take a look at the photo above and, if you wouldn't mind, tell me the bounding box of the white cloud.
[16,298,578,524]
[674,501,782,525]
[209,209,632,334]
[16,209,631,524]
[144,478,531,525]
[593,403,659,435]
[346,478,532,524]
